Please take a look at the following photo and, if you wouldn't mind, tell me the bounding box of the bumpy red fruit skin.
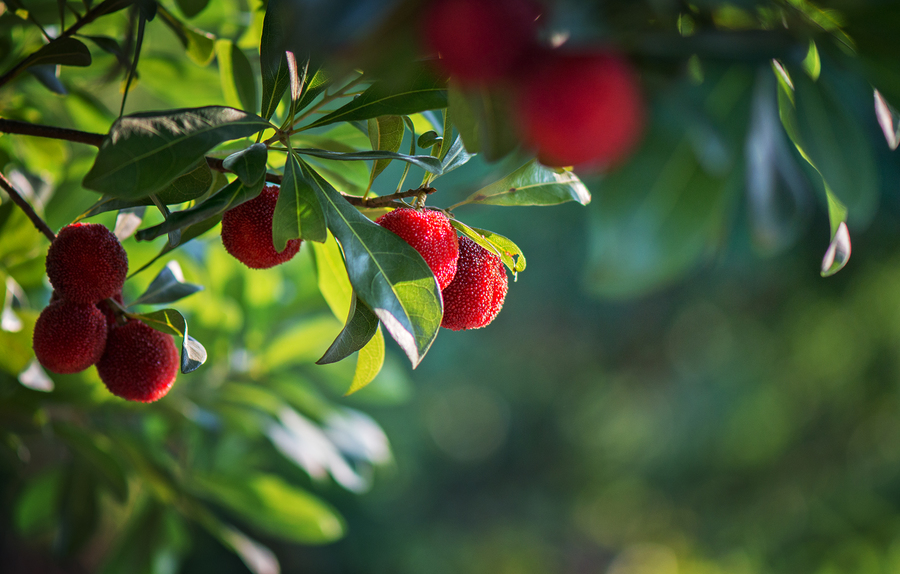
[376,208,459,290]
[515,50,645,169]
[33,300,108,374]
[97,320,179,403]
[46,223,128,304]
[441,237,509,331]
[423,0,539,85]
[221,185,301,269]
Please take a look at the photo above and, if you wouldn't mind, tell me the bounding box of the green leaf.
[821,195,850,277]
[259,6,290,122]
[302,162,442,367]
[449,220,526,275]
[135,178,262,241]
[28,65,67,95]
[306,68,447,130]
[223,143,268,187]
[217,39,258,113]
[311,233,352,319]
[294,66,329,114]
[273,151,327,250]
[174,0,209,18]
[438,135,474,177]
[157,6,215,66]
[447,83,519,160]
[84,106,270,199]
[127,308,207,373]
[457,160,590,207]
[53,423,129,503]
[346,326,385,395]
[131,261,203,306]
[417,130,441,149]
[317,293,379,365]
[447,84,480,154]
[82,35,126,65]
[26,37,91,68]
[192,473,344,544]
[14,468,61,537]
[295,148,443,175]
[367,115,404,186]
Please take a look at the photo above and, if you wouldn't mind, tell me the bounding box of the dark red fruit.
[46,223,128,304]
[221,185,301,269]
[422,0,539,85]
[441,237,508,331]
[96,292,124,328]
[32,299,108,374]
[97,320,179,403]
[515,50,644,169]
[376,208,459,290]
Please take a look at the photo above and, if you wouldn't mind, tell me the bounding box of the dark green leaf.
[450,220,526,274]
[295,148,443,174]
[223,143,268,187]
[53,423,129,503]
[136,0,157,21]
[14,469,61,537]
[367,115,404,186]
[306,69,447,129]
[130,213,222,277]
[417,130,441,149]
[127,308,207,373]
[447,84,517,161]
[192,473,344,544]
[302,162,442,367]
[259,0,291,121]
[448,84,479,154]
[273,151,327,250]
[84,107,270,199]
[26,37,91,68]
[157,5,215,65]
[217,39,258,113]
[27,65,67,95]
[317,293,379,365]
[294,66,329,114]
[135,178,260,241]
[82,35,126,65]
[437,135,474,177]
[457,160,590,207]
[174,0,209,18]
[131,261,203,306]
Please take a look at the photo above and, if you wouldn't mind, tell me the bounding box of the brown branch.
[0,119,104,147]
[0,0,134,90]
[0,172,56,242]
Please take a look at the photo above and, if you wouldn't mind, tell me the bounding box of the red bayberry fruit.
[515,50,645,169]
[97,320,179,402]
[96,292,124,328]
[441,237,509,331]
[45,223,128,304]
[221,185,301,269]
[422,0,539,85]
[32,299,108,374]
[376,208,460,290]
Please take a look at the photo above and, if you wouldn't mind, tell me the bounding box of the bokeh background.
[4,0,900,573]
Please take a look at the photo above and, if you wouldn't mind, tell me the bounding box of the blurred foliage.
[3,0,900,573]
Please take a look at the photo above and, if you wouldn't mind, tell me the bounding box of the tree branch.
[0,172,56,243]
[0,119,104,147]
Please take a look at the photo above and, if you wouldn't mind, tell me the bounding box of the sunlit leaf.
[131,261,203,306]
[217,39,258,113]
[273,150,327,250]
[367,115,404,187]
[457,160,590,207]
[449,220,526,274]
[127,308,207,373]
[295,148,442,174]
[346,326,384,395]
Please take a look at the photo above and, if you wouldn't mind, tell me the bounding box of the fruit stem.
[0,172,56,242]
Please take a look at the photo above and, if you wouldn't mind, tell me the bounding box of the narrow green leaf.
[311,233,352,319]
[157,6,215,66]
[82,35,126,65]
[367,115,404,186]
[294,66,329,114]
[821,192,850,277]
[223,143,268,187]
[135,178,262,241]
[306,68,447,129]
[438,108,453,160]
[26,37,91,68]
[28,65,67,95]
[84,107,270,199]
[127,308,207,373]
[273,151,327,250]
[130,213,222,277]
[192,473,345,544]
[174,0,209,18]
[459,160,590,207]
[346,326,385,395]
[317,293,379,365]
[302,162,442,367]
[259,6,290,121]
[217,39,258,113]
[437,135,474,177]
[450,220,526,274]
[131,261,203,306]
[295,148,443,174]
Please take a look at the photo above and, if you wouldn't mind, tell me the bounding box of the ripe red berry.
[221,185,301,269]
[96,320,179,403]
[45,223,128,304]
[422,0,539,85]
[32,299,108,374]
[515,50,645,169]
[441,237,508,331]
[376,208,459,290]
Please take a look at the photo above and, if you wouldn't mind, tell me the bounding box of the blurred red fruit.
[32,299,108,373]
[97,320,179,403]
[376,208,459,290]
[441,237,508,331]
[423,0,539,85]
[221,185,301,269]
[45,223,128,304]
[515,50,645,169]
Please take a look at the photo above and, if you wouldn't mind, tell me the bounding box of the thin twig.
[0,172,56,242]
[0,119,103,147]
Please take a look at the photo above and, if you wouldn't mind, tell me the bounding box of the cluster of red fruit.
[221,187,507,330]
[423,0,645,170]
[32,223,179,402]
